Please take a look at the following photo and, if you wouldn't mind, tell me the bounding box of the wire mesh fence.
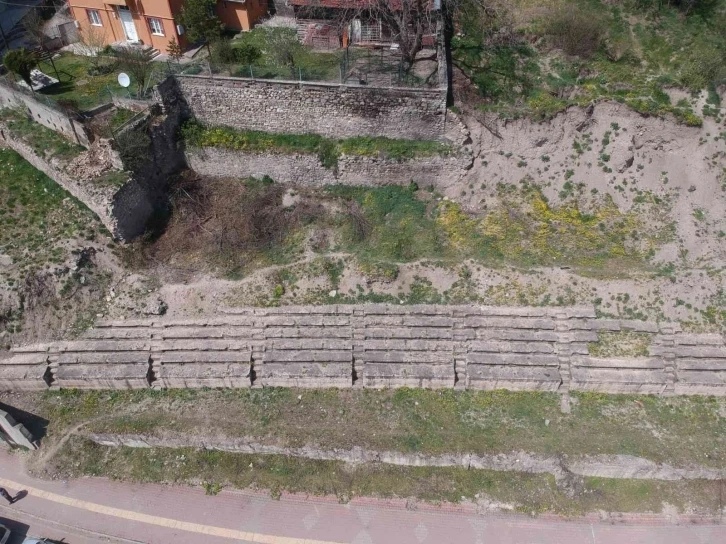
[157,45,440,88]
[0,42,440,124]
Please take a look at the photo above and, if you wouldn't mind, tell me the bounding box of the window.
[87,9,102,26]
[148,17,164,36]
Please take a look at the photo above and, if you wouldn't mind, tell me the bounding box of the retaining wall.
[161,75,448,141]
[0,81,90,147]
[184,147,470,188]
[0,125,153,241]
[2,305,724,395]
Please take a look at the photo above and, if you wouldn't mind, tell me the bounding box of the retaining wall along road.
[1,305,724,395]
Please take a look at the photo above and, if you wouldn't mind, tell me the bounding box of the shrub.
[167,37,183,63]
[212,39,263,67]
[211,39,238,65]
[543,6,606,59]
[318,139,339,169]
[3,48,37,87]
[114,129,151,172]
[235,43,262,65]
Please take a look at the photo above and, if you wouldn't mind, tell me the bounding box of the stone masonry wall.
[0,81,90,147]
[166,75,448,141]
[185,147,470,189]
[2,305,724,396]
[0,125,153,241]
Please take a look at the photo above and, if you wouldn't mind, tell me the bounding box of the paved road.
[0,450,723,544]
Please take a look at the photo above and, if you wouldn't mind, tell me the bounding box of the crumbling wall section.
[0,81,90,146]
[0,123,153,241]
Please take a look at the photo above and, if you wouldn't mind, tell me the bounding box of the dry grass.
[127,173,325,277]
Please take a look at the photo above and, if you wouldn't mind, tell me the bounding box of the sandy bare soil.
[121,99,726,332]
[4,99,725,347]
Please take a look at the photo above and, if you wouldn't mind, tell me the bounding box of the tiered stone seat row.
[1,305,724,395]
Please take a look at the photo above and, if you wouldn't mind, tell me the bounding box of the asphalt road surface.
[0,450,724,543]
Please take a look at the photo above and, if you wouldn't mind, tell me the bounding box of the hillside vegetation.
[452,0,726,122]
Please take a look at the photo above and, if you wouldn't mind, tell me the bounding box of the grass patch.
[0,149,105,274]
[325,184,453,262]
[180,120,451,167]
[31,53,127,111]
[50,437,723,514]
[20,387,726,469]
[0,109,84,161]
[589,331,652,357]
[479,184,670,270]
[339,136,451,160]
[229,27,344,82]
[109,108,138,131]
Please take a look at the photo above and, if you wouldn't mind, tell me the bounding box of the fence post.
[250,65,253,79]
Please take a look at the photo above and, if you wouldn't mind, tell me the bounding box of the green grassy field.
[0,148,103,274]
[27,386,726,515]
[0,109,84,161]
[229,27,344,82]
[22,388,725,469]
[33,53,131,111]
[50,436,723,515]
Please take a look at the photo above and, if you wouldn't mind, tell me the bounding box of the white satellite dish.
[118,72,131,88]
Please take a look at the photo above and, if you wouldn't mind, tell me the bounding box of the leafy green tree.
[176,0,223,56]
[3,48,38,89]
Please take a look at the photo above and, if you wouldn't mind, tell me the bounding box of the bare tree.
[114,46,155,95]
[297,0,438,70]
[76,24,108,72]
[370,0,436,69]
[23,10,48,51]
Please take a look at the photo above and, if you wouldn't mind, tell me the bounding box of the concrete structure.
[66,0,268,53]
[1,305,725,395]
[0,409,38,449]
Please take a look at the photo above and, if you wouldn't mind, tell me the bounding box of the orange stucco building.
[67,0,268,53]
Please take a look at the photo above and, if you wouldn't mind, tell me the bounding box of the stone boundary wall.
[1,305,724,396]
[0,81,90,147]
[185,147,470,188]
[85,432,726,481]
[0,125,153,241]
[161,75,448,141]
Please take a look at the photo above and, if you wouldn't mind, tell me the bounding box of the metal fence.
[157,46,440,88]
